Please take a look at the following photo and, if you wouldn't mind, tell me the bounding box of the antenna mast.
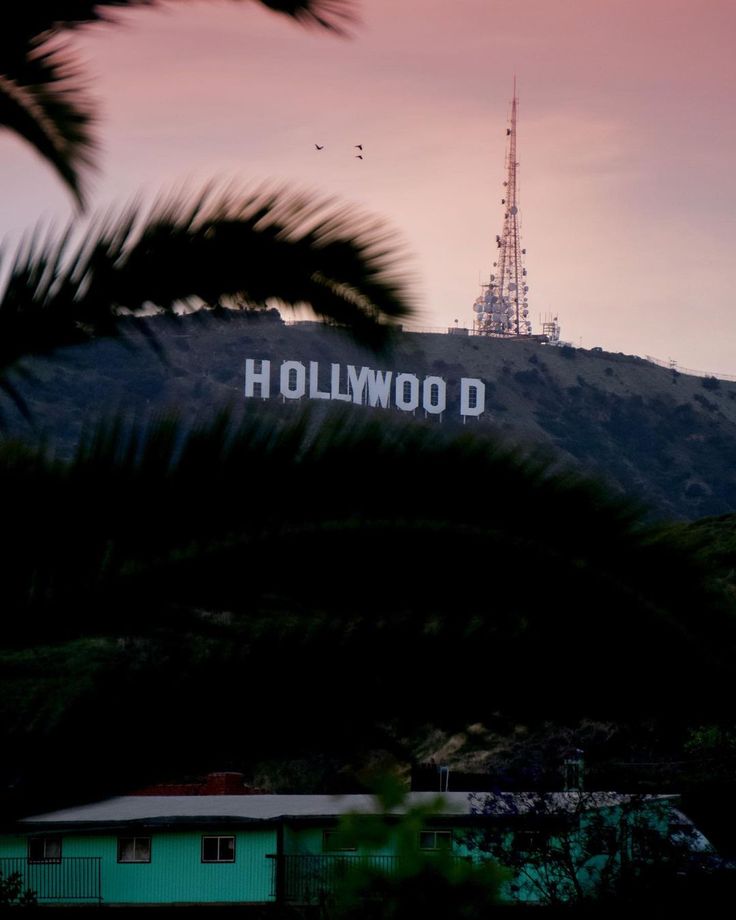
[473,80,532,336]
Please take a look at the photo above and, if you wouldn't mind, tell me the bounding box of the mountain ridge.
[3,311,736,520]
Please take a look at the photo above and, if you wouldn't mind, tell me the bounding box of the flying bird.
[315,144,324,150]
[355,144,363,150]
[355,154,363,159]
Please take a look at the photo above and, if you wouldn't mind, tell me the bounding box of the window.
[322,831,357,852]
[596,826,618,855]
[513,829,549,853]
[631,826,660,861]
[28,837,61,863]
[419,830,452,851]
[201,836,235,863]
[117,837,151,863]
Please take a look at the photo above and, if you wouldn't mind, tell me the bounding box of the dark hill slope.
[3,312,736,519]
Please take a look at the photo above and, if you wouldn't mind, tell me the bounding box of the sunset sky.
[2,0,735,373]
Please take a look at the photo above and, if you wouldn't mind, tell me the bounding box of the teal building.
[0,774,690,906]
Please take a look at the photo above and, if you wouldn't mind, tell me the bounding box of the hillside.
[2,314,736,841]
[3,311,736,519]
[2,404,735,816]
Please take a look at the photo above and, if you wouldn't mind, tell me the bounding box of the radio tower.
[473,80,532,335]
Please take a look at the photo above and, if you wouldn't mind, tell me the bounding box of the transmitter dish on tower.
[473,81,532,336]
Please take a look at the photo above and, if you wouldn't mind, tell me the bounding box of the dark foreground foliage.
[1,410,735,814]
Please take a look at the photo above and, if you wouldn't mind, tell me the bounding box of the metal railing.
[644,354,736,382]
[277,854,401,904]
[0,857,102,902]
[283,319,532,339]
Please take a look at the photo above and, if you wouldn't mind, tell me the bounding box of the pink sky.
[2,0,735,373]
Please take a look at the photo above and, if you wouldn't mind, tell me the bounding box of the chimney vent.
[203,772,246,794]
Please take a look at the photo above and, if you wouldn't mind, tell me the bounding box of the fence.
[0,857,102,902]
[644,355,736,383]
[284,321,736,381]
[272,854,402,904]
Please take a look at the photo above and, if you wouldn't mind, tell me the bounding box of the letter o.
[395,373,419,411]
[280,361,306,399]
[422,376,446,415]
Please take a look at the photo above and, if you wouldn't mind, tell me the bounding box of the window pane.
[134,839,151,862]
[119,838,137,862]
[29,839,45,861]
[219,837,235,861]
[436,832,452,850]
[420,831,451,850]
[202,837,219,862]
[515,830,544,852]
[29,837,62,861]
[119,838,151,862]
[599,827,617,854]
[44,838,61,859]
[323,831,356,852]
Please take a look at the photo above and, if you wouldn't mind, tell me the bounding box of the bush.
[513,369,541,386]
[0,871,37,908]
[324,782,508,919]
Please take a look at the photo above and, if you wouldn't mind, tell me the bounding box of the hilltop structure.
[473,81,532,337]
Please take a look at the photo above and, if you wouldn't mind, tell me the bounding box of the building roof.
[19,791,673,830]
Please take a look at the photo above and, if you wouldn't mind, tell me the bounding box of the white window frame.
[201,835,236,863]
[28,837,62,863]
[419,830,452,851]
[117,836,152,863]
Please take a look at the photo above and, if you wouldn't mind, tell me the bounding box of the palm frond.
[257,0,355,34]
[0,181,415,370]
[5,2,355,47]
[0,37,95,207]
[0,2,354,205]
[0,408,732,718]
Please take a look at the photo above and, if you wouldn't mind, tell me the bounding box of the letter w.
[367,370,392,408]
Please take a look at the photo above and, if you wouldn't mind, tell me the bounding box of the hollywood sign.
[244,359,486,417]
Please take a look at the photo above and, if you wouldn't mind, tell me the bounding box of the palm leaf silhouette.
[1,408,733,804]
[0,1,355,205]
[1,408,730,713]
[0,181,414,373]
